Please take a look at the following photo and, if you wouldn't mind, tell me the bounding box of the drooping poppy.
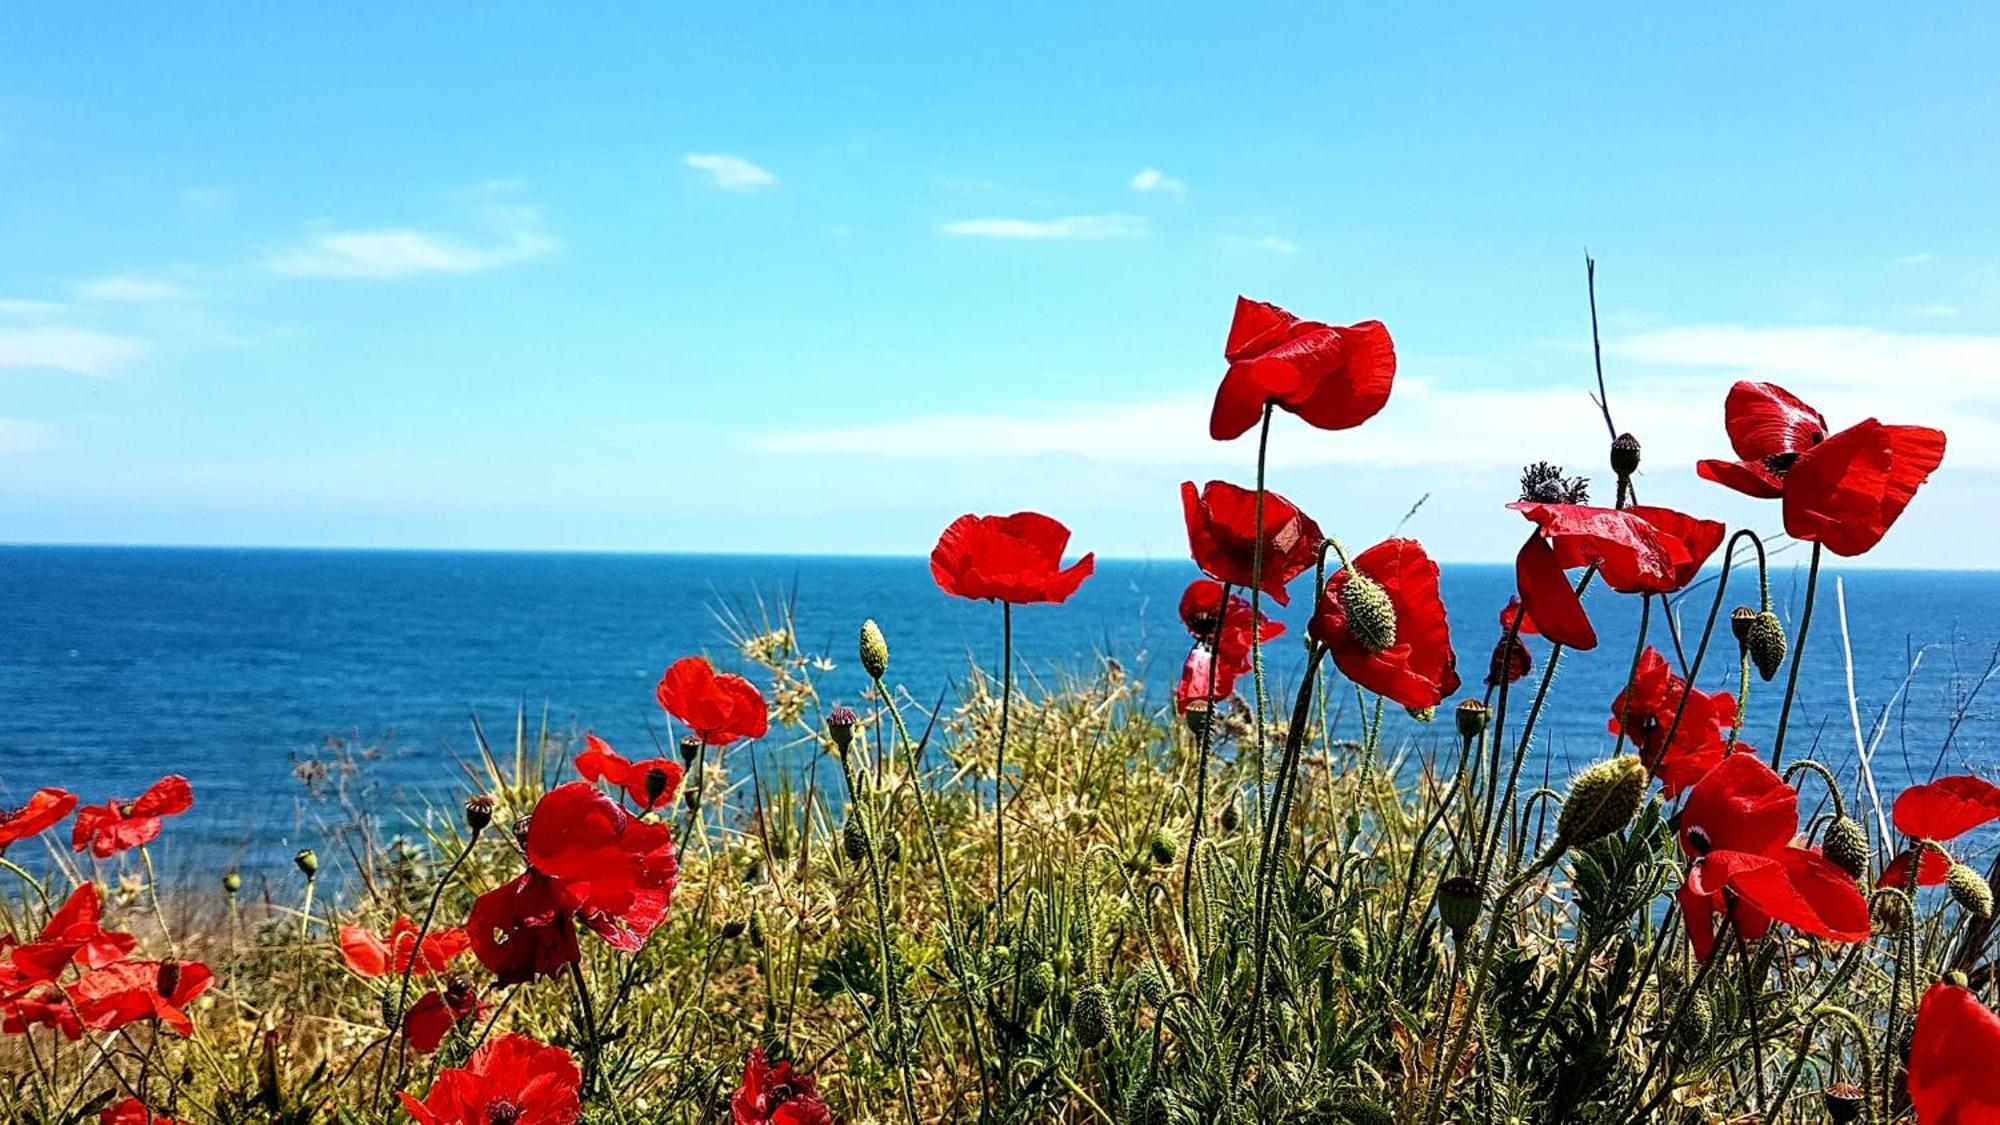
[1508,502,1724,652]
[338,918,471,979]
[1308,538,1460,712]
[1210,296,1396,442]
[1675,754,1870,961]
[71,776,193,858]
[1487,600,1535,687]
[930,512,1095,604]
[1696,380,1946,557]
[1173,580,1285,713]
[1878,775,2000,889]
[1608,647,1739,797]
[1181,480,1325,605]
[1909,981,2000,1124]
[99,1099,183,1125]
[398,1032,583,1125]
[0,787,77,850]
[404,979,484,1054]
[732,1045,834,1125]
[68,958,214,1036]
[656,657,769,747]
[8,883,137,982]
[574,733,685,811]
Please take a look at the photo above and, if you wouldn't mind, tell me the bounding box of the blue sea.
[4,546,1997,885]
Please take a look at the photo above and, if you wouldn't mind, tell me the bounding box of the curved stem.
[1771,541,1823,769]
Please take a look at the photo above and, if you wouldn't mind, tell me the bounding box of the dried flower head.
[1519,461,1591,505]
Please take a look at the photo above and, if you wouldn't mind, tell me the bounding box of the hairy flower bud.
[293,848,319,878]
[842,816,870,864]
[464,794,495,833]
[1454,699,1489,742]
[222,870,242,895]
[719,919,746,940]
[1218,802,1239,834]
[1611,432,1642,479]
[1821,817,1870,879]
[1069,980,1112,1048]
[859,619,890,679]
[1747,611,1787,682]
[1949,862,1994,918]
[1556,756,1648,849]
[1135,959,1168,1007]
[1676,993,1713,1050]
[1339,571,1398,654]
[1434,874,1482,939]
[1146,828,1179,866]
[1019,958,1055,1007]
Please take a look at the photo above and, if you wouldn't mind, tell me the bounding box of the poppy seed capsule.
[644,766,671,808]
[1069,980,1112,1048]
[293,848,318,878]
[1748,611,1788,681]
[1434,874,1482,938]
[1339,571,1398,654]
[826,706,858,756]
[1730,605,1757,649]
[222,871,241,895]
[1823,1082,1865,1125]
[1948,862,1994,918]
[1556,756,1648,849]
[464,794,495,833]
[677,734,701,766]
[1821,817,1870,878]
[859,619,890,679]
[1611,432,1641,478]
[1182,703,1212,740]
[1455,699,1489,741]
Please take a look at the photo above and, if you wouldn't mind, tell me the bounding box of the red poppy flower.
[1508,503,1724,652]
[1486,600,1536,687]
[1181,480,1325,605]
[466,872,579,986]
[1878,774,2000,889]
[71,776,193,858]
[1210,296,1396,441]
[8,883,137,982]
[656,657,769,747]
[1675,754,1869,961]
[99,1099,183,1125]
[1909,981,2000,1124]
[930,512,1095,604]
[69,958,214,1036]
[339,918,471,979]
[1697,381,1946,557]
[1308,538,1460,711]
[732,1045,834,1125]
[404,980,484,1054]
[0,787,77,850]
[398,1032,582,1125]
[1180,580,1283,665]
[575,733,685,811]
[1608,647,1739,797]
[1175,643,1239,715]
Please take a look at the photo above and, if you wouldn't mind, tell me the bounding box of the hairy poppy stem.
[834,737,921,1125]
[995,601,1012,924]
[1770,541,1823,769]
[379,825,483,1105]
[1626,914,1735,1121]
[1246,404,1275,831]
[1178,583,1232,967]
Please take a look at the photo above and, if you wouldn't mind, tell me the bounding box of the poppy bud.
[1610,432,1641,479]
[1730,605,1757,649]
[1339,571,1398,654]
[157,959,182,998]
[826,706,858,756]
[859,619,890,679]
[1556,756,1648,849]
[880,827,902,863]
[719,919,746,940]
[464,794,495,833]
[1135,959,1168,1007]
[1455,699,1489,742]
[643,766,671,807]
[1146,828,1178,866]
[1434,874,1482,939]
[677,734,702,766]
[1069,979,1112,1048]
[1182,703,1212,740]
[1947,969,1971,989]
[1747,611,1787,681]
[1873,891,1911,934]
[1406,705,1435,724]
[1218,802,1239,834]
[1337,926,1368,972]
[1821,817,1870,879]
[222,870,242,895]
[842,816,870,864]
[1823,1082,1865,1125]
[1948,862,1994,919]
[748,913,766,949]
[1020,959,1055,1007]
[683,785,701,812]
[1675,993,1713,1049]
[294,848,319,878]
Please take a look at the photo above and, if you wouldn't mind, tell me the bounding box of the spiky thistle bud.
[826,706,858,756]
[1339,571,1397,654]
[841,816,870,864]
[1824,1082,1865,1125]
[293,848,318,878]
[222,871,242,895]
[1747,611,1787,681]
[1146,828,1178,866]
[1610,432,1641,479]
[1949,862,1994,918]
[1135,959,1168,1007]
[1069,980,1113,1049]
[1406,705,1435,724]
[1020,959,1055,1007]
[1822,817,1870,878]
[1556,756,1648,849]
[1455,699,1489,741]
[859,619,890,679]
[1434,874,1482,939]
[464,794,495,833]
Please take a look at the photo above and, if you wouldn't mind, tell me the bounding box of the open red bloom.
[1308,538,1460,711]
[1210,296,1396,441]
[1181,481,1324,605]
[466,871,579,986]
[930,512,1095,604]
[1697,381,1946,557]
[0,787,77,850]
[1179,580,1283,665]
[71,776,193,858]
[339,918,471,979]
[1675,754,1869,961]
[404,980,484,1054]
[1878,774,2000,889]
[1508,503,1723,652]
[398,1032,582,1125]
[100,1099,183,1125]
[732,1045,833,1125]
[1910,981,2000,1124]
[68,959,213,1037]
[656,657,769,747]
[1608,647,1738,797]
[8,883,137,982]
[575,733,685,811]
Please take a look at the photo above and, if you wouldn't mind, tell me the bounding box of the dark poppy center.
[486,1098,524,1125]
[1685,825,1712,856]
[644,766,670,805]
[1763,451,1801,477]
[772,1082,794,1104]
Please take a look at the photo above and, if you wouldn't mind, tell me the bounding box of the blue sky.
[4,4,1998,563]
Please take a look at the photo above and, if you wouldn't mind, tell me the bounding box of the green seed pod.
[1747,610,1788,682]
[1020,959,1055,1008]
[1147,827,1179,866]
[1183,703,1212,741]
[1433,874,1482,939]
[221,871,242,895]
[1821,817,1871,878]
[1339,571,1398,654]
[1556,756,1649,849]
[1069,980,1113,1049]
[1610,431,1641,479]
[1337,926,1368,973]
[293,848,319,878]
[841,816,870,864]
[1949,862,1994,919]
[859,619,890,679]
[1454,699,1489,741]
[1135,959,1168,1007]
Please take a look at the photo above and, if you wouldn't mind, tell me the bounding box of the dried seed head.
[1949,862,1994,918]
[1556,756,1648,849]
[293,848,319,878]
[221,870,242,895]
[1821,817,1870,879]
[464,794,495,833]
[1824,1082,1865,1125]
[1069,980,1113,1049]
[1519,461,1591,505]
[1339,570,1398,654]
[1730,605,1758,649]
[1747,611,1788,681]
[1434,874,1483,939]
[1455,699,1490,741]
[859,619,890,679]
[1610,432,1642,479]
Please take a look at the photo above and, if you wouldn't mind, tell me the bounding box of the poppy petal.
[1679,753,1799,859]
[1893,775,2000,842]
[1910,982,2000,1125]
[1285,320,1396,432]
[1783,419,1946,557]
[1696,457,1787,499]
[1514,535,1595,650]
[1721,381,1828,462]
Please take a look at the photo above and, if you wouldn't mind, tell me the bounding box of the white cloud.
[938,214,1146,241]
[73,276,193,303]
[1129,168,1188,194]
[1912,304,1961,320]
[265,201,557,279]
[683,152,777,192]
[0,326,145,376]
[1222,234,1301,254]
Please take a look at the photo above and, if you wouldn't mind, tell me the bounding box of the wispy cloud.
[73,276,194,303]
[264,199,557,279]
[1129,168,1188,194]
[1221,234,1301,255]
[683,152,778,192]
[1896,252,1937,267]
[0,326,145,376]
[938,214,1146,241]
